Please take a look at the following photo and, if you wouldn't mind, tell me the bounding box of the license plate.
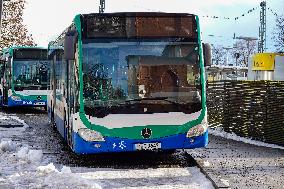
[135,142,161,151]
[34,102,45,105]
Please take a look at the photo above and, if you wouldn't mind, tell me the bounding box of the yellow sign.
[252,53,284,71]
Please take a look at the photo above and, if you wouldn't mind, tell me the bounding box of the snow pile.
[0,139,16,152]
[0,116,10,120]
[203,161,211,167]
[35,163,102,189]
[0,143,102,189]
[37,163,58,174]
[220,178,230,187]
[27,150,43,162]
[17,146,43,163]
[61,166,72,174]
[16,146,29,159]
[209,127,284,150]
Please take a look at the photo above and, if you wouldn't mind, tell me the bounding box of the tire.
[163,149,176,154]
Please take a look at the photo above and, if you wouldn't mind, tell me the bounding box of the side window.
[50,56,55,90]
[73,48,80,112]
[61,60,67,98]
[6,58,12,88]
[55,51,64,100]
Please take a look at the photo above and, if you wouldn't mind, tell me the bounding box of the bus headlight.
[78,128,105,142]
[11,95,21,101]
[186,121,208,138]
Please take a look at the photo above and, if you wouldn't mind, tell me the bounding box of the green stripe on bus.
[75,14,207,139]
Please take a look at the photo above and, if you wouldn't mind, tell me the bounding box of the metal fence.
[207,80,284,146]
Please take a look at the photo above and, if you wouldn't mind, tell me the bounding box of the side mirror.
[203,43,212,67]
[64,30,78,60]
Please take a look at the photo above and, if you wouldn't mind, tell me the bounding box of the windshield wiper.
[125,97,169,102]
[124,97,182,106]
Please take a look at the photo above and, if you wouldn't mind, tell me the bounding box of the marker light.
[186,120,208,138]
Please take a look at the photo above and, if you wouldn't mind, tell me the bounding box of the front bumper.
[8,97,47,107]
[72,130,208,154]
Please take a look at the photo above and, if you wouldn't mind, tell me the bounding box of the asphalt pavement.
[187,135,284,189]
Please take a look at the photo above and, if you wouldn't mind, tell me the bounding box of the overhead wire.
[202,6,259,21]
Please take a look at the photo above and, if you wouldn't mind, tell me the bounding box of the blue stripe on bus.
[72,130,208,154]
[7,97,47,107]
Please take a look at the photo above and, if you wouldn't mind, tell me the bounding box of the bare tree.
[231,40,257,67]
[212,45,226,65]
[0,0,35,50]
[272,15,284,52]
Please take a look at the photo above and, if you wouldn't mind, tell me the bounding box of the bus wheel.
[163,149,176,155]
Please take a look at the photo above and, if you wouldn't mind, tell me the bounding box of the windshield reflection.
[13,60,50,90]
[82,42,201,118]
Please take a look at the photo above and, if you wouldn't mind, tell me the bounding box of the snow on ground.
[0,113,29,141]
[10,115,30,129]
[71,167,213,189]
[0,114,214,189]
[209,127,284,150]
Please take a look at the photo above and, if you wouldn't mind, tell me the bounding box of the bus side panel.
[54,110,66,140]
[0,96,3,107]
[47,102,51,120]
[0,84,3,107]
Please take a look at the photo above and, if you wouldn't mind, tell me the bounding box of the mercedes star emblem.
[141,128,152,139]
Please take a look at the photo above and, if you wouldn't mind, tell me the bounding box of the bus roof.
[50,12,198,49]
[1,46,46,57]
[79,12,197,40]
[80,12,196,18]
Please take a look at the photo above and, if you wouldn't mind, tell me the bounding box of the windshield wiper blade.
[125,97,168,102]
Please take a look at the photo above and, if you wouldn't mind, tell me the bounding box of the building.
[248,53,284,81]
[206,65,248,81]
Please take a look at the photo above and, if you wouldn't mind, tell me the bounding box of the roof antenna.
[99,0,105,13]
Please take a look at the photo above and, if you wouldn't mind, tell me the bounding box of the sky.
[23,0,283,51]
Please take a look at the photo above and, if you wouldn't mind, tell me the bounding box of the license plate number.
[34,102,45,105]
[135,142,161,151]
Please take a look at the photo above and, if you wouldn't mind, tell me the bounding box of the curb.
[184,152,220,189]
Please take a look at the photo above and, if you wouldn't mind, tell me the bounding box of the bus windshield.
[13,60,50,90]
[82,41,201,118]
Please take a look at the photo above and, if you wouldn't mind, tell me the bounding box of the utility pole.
[258,1,267,53]
[99,0,105,13]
